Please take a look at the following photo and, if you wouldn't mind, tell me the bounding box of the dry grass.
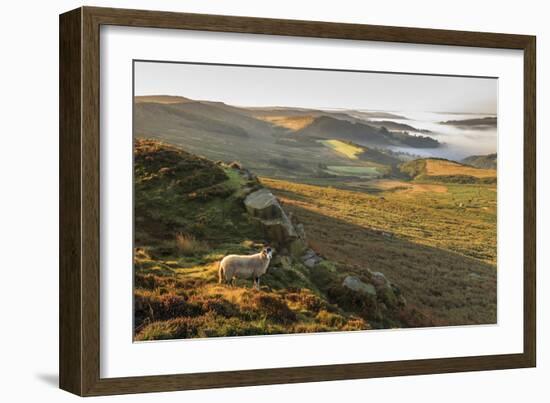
[262,177,496,264]
[425,159,496,178]
[261,176,497,326]
[175,233,209,256]
[372,179,448,194]
[256,115,315,131]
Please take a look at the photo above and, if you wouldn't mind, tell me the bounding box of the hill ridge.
[399,157,496,184]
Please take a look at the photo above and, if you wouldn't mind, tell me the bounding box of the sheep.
[218,247,273,289]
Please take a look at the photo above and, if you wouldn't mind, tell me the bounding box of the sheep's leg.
[256,276,261,290]
[218,265,223,284]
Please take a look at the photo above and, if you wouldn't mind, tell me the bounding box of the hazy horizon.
[134,61,498,115]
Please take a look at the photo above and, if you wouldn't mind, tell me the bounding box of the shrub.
[135,317,205,340]
[134,273,160,289]
[292,323,332,334]
[398,305,437,328]
[285,290,326,313]
[134,290,204,328]
[251,294,297,325]
[327,283,379,321]
[190,296,240,318]
[175,233,209,256]
[315,310,346,328]
[186,183,233,201]
[134,272,184,290]
[342,318,370,331]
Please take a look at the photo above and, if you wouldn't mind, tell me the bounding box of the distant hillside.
[296,116,439,148]
[364,120,431,134]
[399,158,497,184]
[440,116,497,129]
[347,110,408,120]
[257,115,315,131]
[461,153,497,169]
[250,106,354,122]
[135,96,272,139]
[135,95,193,104]
[134,96,439,183]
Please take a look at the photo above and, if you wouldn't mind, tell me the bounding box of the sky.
[134,61,497,115]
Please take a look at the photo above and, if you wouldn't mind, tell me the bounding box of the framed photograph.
[59,6,536,396]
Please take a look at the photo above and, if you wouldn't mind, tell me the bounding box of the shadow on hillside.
[282,204,497,327]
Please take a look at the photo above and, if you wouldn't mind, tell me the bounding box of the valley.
[132,95,498,340]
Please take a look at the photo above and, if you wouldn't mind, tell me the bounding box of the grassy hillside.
[399,158,497,184]
[318,140,400,176]
[440,116,497,128]
[257,115,315,130]
[134,96,440,179]
[134,139,418,341]
[134,96,427,186]
[462,153,497,169]
[262,177,497,325]
[296,115,439,148]
[321,139,362,159]
[363,119,431,133]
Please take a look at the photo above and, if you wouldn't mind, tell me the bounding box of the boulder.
[244,188,297,245]
[370,271,390,288]
[262,217,297,244]
[302,249,317,261]
[368,270,401,308]
[303,258,318,268]
[244,188,285,220]
[342,276,377,297]
[295,223,307,241]
[241,168,258,181]
[301,249,322,268]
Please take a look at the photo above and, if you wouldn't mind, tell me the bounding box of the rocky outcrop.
[302,249,323,268]
[340,270,405,314]
[244,189,289,220]
[342,275,377,297]
[244,188,306,256]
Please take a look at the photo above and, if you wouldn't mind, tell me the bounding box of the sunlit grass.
[256,115,315,131]
[320,139,364,160]
[425,159,496,178]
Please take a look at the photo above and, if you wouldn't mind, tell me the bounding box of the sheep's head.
[262,246,273,260]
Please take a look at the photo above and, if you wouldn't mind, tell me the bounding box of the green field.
[326,165,382,177]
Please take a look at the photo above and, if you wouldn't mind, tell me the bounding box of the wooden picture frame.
[59,6,536,396]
